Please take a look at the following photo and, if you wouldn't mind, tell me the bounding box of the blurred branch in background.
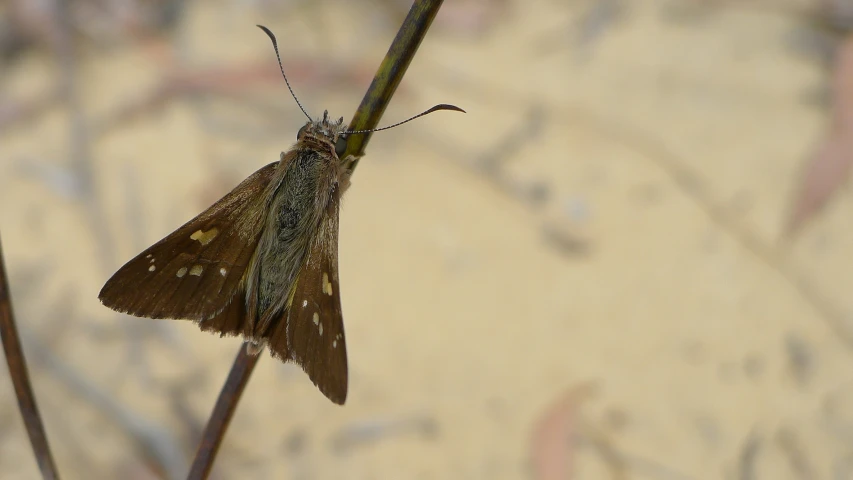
[662,1,853,238]
[421,3,853,352]
[529,381,695,480]
[415,105,593,258]
[533,0,627,60]
[0,238,61,479]
[24,332,188,480]
[2,258,199,479]
[529,0,853,239]
[0,0,188,131]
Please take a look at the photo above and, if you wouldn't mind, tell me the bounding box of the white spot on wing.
[219,267,227,276]
[176,267,187,278]
[322,272,333,296]
[333,340,337,348]
[312,312,319,326]
[190,265,203,276]
[146,254,152,259]
[319,323,323,336]
[302,300,308,308]
[148,265,156,272]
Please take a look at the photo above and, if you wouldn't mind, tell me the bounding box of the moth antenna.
[257,25,311,121]
[343,104,465,135]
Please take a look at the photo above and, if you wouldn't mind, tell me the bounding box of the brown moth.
[98,25,463,405]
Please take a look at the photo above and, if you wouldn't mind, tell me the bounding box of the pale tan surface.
[2,1,853,479]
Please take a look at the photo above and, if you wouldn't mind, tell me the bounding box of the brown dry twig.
[187,344,259,480]
[0,237,61,479]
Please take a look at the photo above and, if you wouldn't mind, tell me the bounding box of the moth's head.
[297,110,349,158]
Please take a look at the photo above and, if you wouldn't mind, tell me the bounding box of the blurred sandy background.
[3,0,853,478]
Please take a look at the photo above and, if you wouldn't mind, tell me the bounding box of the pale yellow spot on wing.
[176,267,187,278]
[333,340,337,348]
[149,257,155,263]
[322,272,333,296]
[148,265,156,272]
[312,312,319,325]
[190,228,219,246]
[189,265,203,276]
[146,254,152,259]
[319,323,323,336]
[219,267,227,276]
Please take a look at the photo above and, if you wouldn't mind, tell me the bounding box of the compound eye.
[297,124,308,140]
[335,135,348,157]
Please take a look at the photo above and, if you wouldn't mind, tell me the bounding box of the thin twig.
[343,0,448,171]
[187,1,450,477]
[187,343,259,480]
[0,237,61,480]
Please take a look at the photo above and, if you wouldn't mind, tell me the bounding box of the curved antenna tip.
[344,103,466,135]
[430,104,466,114]
[257,25,311,121]
[257,25,273,37]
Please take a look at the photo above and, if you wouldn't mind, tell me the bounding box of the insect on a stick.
[99,25,464,404]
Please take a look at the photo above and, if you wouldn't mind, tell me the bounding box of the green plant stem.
[343,0,447,171]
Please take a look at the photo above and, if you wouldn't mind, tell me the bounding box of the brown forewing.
[266,186,348,404]
[99,161,281,323]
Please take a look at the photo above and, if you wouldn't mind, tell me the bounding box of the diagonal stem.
[187,1,448,478]
[343,0,447,171]
[187,343,259,480]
